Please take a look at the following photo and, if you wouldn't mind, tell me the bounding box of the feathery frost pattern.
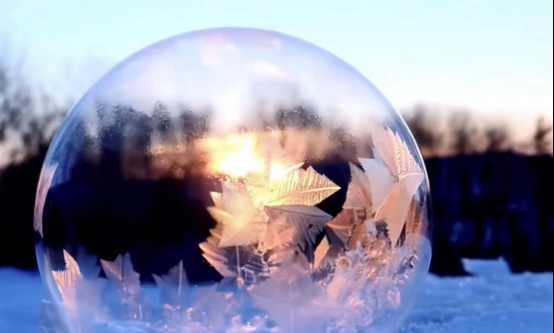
[250,256,346,333]
[371,126,421,179]
[207,184,268,247]
[52,250,82,309]
[100,254,141,296]
[199,242,275,285]
[152,261,188,308]
[407,198,426,236]
[34,164,58,238]
[343,162,373,212]
[371,126,425,245]
[100,253,142,314]
[357,158,395,211]
[48,249,105,332]
[265,205,332,254]
[202,158,340,285]
[262,166,341,207]
[259,221,296,253]
[313,237,331,268]
[326,210,351,245]
[39,126,429,332]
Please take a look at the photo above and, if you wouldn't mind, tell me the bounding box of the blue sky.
[1,0,552,137]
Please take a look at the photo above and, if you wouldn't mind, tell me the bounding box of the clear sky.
[1,0,553,138]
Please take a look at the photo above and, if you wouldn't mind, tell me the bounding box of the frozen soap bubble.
[35,27,432,333]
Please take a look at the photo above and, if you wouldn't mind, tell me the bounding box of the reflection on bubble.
[35,27,432,333]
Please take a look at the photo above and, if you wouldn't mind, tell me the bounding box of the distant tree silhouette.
[448,110,478,155]
[532,117,553,155]
[0,58,65,162]
[403,106,443,155]
[484,123,511,152]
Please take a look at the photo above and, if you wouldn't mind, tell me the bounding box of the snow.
[400,260,553,333]
[0,259,552,333]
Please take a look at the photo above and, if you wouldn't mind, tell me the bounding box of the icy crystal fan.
[35,28,432,333]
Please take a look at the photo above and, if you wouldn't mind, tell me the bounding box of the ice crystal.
[372,126,425,245]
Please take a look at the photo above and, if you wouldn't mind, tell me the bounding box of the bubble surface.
[35,27,432,333]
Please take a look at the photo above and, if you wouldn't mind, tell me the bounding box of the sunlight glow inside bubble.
[269,162,295,181]
[203,134,266,178]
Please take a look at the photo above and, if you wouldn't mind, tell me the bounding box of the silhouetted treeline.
[427,153,553,275]
[403,105,553,156]
[0,62,553,276]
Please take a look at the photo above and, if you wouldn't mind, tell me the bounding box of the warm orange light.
[203,134,265,178]
[269,162,302,181]
[201,132,302,181]
[219,148,264,178]
[269,163,287,181]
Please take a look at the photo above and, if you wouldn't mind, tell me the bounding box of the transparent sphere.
[35,27,432,333]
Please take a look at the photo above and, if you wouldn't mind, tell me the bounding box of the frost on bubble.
[34,164,58,238]
[40,126,428,333]
[371,126,425,246]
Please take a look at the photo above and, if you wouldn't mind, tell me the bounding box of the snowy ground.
[400,260,553,333]
[0,260,552,333]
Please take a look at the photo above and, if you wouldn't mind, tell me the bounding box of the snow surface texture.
[0,260,552,333]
